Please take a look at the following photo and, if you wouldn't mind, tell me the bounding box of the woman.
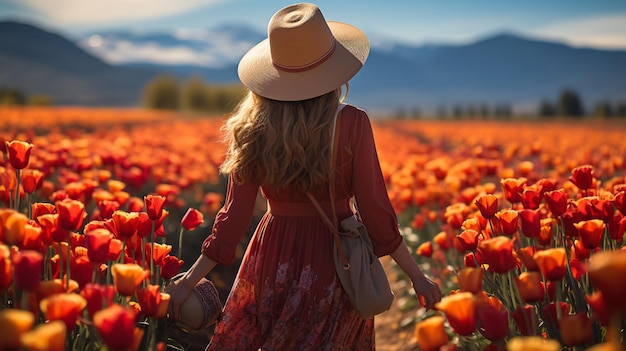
[166,3,442,350]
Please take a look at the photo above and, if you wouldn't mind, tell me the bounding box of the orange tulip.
[5,140,33,169]
[146,242,172,267]
[533,248,566,281]
[414,316,449,351]
[515,271,545,303]
[111,263,149,296]
[416,241,433,258]
[156,292,171,319]
[39,293,87,332]
[20,320,66,351]
[435,292,476,336]
[587,250,626,312]
[457,267,483,294]
[574,219,605,250]
[110,210,139,240]
[93,304,137,351]
[0,309,35,351]
[2,209,28,246]
[456,229,480,252]
[495,209,519,236]
[475,194,498,219]
[507,336,561,351]
[516,246,539,271]
[559,312,593,347]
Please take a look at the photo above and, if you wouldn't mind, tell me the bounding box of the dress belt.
[268,198,353,217]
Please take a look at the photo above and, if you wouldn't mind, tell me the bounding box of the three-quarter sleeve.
[201,176,259,265]
[349,108,403,257]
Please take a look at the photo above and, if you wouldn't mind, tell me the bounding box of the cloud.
[17,0,223,26]
[528,13,626,50]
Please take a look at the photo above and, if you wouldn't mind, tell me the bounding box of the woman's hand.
[165,276,195,321]
[411,274,443,310]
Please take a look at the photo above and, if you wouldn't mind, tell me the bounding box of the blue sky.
[1,0,626,49]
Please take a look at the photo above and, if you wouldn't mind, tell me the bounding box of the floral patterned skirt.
[206,212,375,351]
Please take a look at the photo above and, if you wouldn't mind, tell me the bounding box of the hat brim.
[238,21,370,101]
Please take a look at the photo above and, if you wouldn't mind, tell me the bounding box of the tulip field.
[1,106,626,351]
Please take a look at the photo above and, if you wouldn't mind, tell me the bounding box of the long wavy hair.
[219,87,343,192]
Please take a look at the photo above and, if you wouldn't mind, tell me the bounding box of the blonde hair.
[220,88,343,192]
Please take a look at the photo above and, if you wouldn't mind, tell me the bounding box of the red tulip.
[96,200,120,220]
[32,203,56,223]
[20,169,44,194]
[569,164,595,191]
[55,199,86,231]
[12,250,43,291]
[541,301,570,330]
[500,177,527,204]
[543,189,569,217]
[160,255,184,280]
[521,188,541,210]
[144,194,166,221]
[586,291,611,327]
[136,284,161,318]
[511,305,538,336]
[93,304,137,351]
[0,245,12,291]
[84,228,113,264]
[519,209,540,238]
[477,236,517,274]
[5,140,33,169]
[613,191,626,216]
[80,283,116,319]
[181,208,204,230]
[516,246,539,271]
[476,302,509,341]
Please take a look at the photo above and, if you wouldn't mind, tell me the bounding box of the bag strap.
[306,104,350,270]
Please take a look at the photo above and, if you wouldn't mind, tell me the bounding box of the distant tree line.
[142,75,247,113]
[0,88,53,106]
[538,89,626,118]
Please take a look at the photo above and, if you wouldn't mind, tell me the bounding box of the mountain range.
[1,20,625,114]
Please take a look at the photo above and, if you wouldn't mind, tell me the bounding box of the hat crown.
[268,3,335,71]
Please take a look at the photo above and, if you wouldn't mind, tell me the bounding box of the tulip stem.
[178,226,184,260]
[14,169,20,212]
[150,221,155,285]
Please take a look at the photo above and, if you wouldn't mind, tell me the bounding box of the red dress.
[202,105,403,350]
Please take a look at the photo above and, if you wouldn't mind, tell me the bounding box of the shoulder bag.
[306,104,394,319]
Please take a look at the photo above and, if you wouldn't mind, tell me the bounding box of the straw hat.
[238,3,370,101]
[172,274,223,332]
